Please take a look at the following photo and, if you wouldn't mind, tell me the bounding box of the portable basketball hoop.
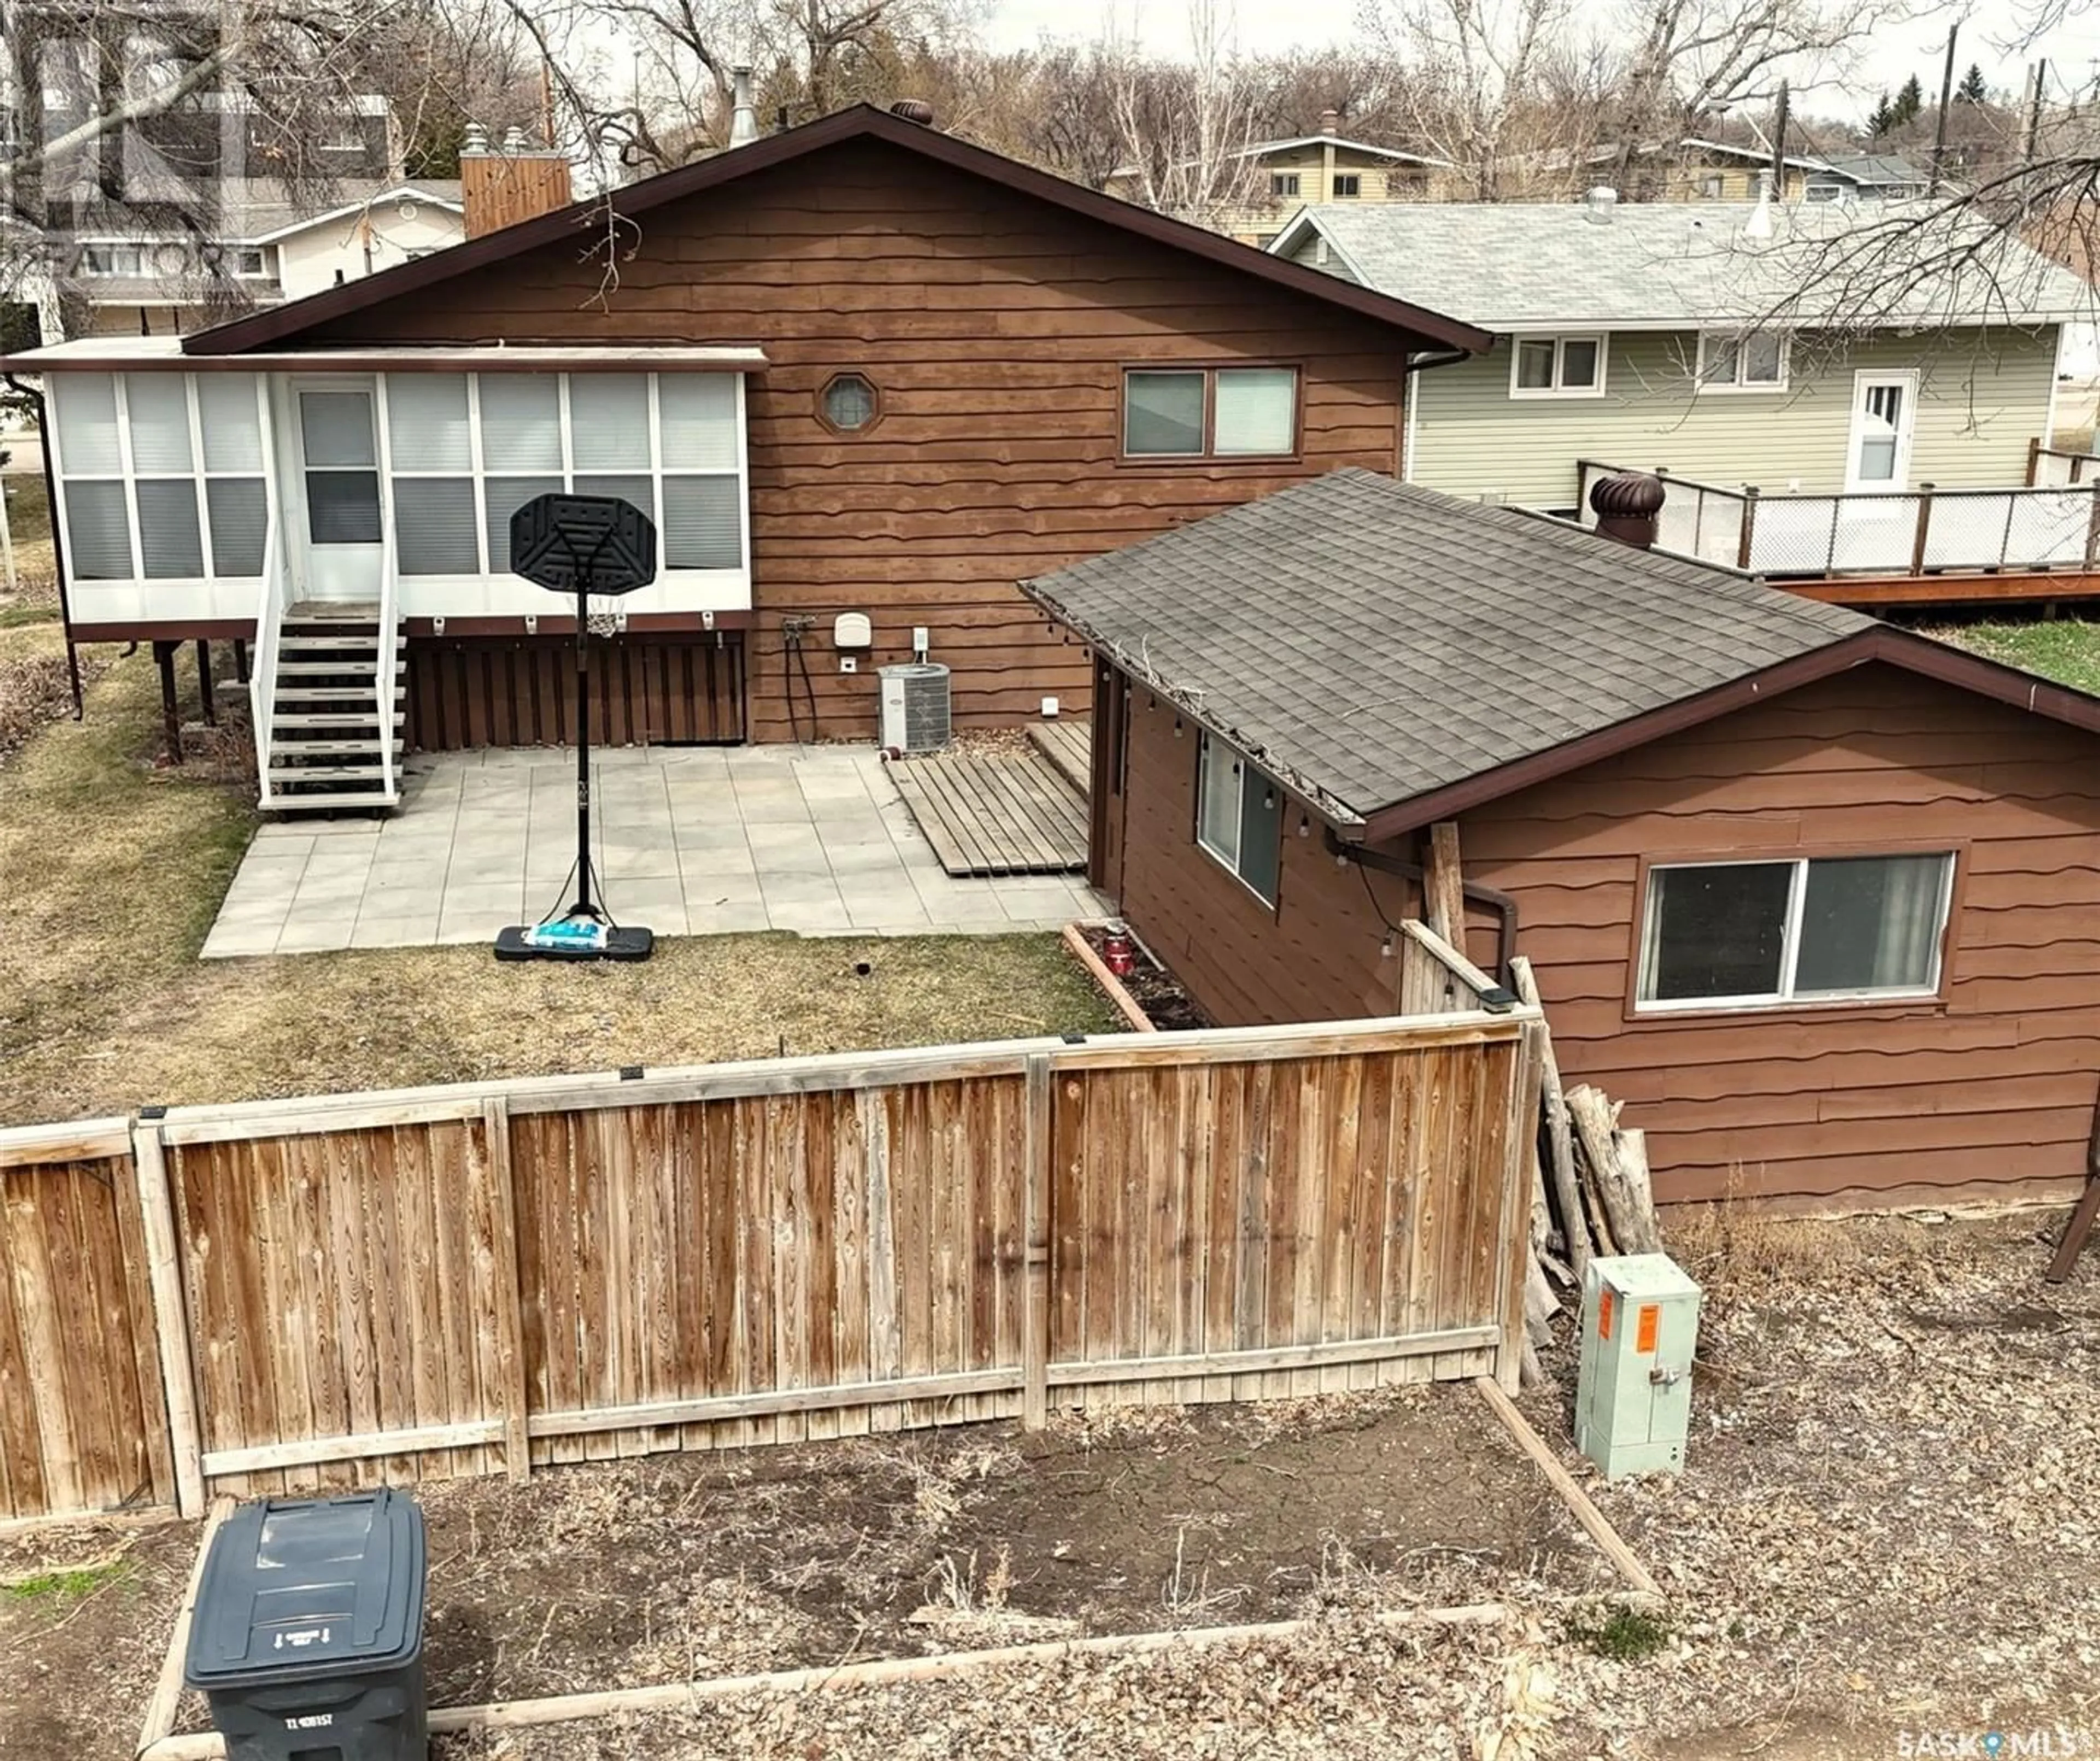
[493,493,658,964]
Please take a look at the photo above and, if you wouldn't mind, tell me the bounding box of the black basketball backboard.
[509,493,658,594]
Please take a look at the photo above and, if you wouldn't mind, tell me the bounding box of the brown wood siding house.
[7,106,1485,780]
[1036,470,2100,1211]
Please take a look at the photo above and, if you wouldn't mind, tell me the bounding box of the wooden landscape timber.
[135,1602,1514,1759]
[0,1010,1542,1524]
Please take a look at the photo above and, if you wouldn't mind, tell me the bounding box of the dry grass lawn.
[0,639,1116,1127]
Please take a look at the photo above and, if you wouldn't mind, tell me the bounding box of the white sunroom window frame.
[380,370,747,585]
[1635,853,1955,1013]
[1695,329,1791,393]
[1508,334,1608,400]
[49,371,272,586]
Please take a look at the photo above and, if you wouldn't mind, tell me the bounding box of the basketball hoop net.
[585,595,626,639]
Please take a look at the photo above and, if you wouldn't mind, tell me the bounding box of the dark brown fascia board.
[184,106,1494,359]
[1357,623,2100,839]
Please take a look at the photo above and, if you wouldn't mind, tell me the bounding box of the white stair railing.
[374,523,401,803]
[248,517,289,809]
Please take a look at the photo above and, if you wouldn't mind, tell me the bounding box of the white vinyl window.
[378,371,745,576]
[1509,335,1606,398]
[78,243,144,277]
[52,371,266,582]
[1698,330,1788,391]
[1637,853,1954,1011]
[1195,732,1283,906]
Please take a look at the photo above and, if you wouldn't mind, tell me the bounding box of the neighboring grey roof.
[1271,200,2097,330]
[1108,133,1450,179]
[1821,154,1928,188]
[1020,470,1872,824]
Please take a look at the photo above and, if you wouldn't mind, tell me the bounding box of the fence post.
[2086,485,2100,572]
[480,1097,532,1483]
[1021,1054,1053,1431]
[1493,1021,1549,1395]
[2028,435,2043,486]
[1424,822,1463,946]
[1736,486,1760,570]
[131,1116,206,1519]
[1910,483,1935,575]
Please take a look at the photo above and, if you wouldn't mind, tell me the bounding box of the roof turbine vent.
[1589,470,1666,549]
[889,98,937,126]
[1584,185,1618,224]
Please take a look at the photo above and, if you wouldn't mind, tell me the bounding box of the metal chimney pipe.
[729,67,759,147]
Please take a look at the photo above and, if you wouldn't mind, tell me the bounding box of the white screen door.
[1847,372,1917,492]
[294,381,384,600]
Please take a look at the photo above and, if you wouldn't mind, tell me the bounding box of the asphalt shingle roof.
[1021,470,1873,823]
[1279,200,2096,330]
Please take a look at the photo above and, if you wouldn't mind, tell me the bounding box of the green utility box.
[1574,1253,1702,1480]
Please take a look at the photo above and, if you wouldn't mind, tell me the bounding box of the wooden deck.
[890,739,1089,876]
[1027,719,1092,795]
[1784,568,2100,608]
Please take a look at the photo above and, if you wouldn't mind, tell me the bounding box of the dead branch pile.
[1509,958,1662,1390]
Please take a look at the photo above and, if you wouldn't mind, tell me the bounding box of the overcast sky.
[979,0,2100,127]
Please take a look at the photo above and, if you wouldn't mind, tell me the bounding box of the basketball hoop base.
[494,923,655,963]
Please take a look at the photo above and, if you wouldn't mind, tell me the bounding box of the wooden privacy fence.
[0,1010,1543,1525]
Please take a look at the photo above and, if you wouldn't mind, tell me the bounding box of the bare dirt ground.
[5,1208,2092,1761]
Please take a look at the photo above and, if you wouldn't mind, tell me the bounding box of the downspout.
[1400,347,1473,485]
[5,372,84,718]
[1325,828,1520,983]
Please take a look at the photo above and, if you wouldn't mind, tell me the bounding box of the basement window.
[1636,853,1954,1010]
[1195,732,1282,906]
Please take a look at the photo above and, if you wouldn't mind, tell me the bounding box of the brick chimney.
[1588,471,1666,549]
[459,123,574,239]
[1320,106,1341,136]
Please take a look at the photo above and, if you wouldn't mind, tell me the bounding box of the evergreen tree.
[1894,74,1925,124]
[1868,91,1894,136]
[1957,63,1988,103]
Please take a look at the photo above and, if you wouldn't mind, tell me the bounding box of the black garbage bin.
[184,1487,428,1761]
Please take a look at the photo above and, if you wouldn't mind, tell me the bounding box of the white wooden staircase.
[260,603,405,810]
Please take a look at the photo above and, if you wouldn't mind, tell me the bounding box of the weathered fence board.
[0,1011,1541,1522]
[0,1150,170,1520]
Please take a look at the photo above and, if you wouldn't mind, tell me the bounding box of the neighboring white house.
[52,179,465,339]
[255,185,468,302]
[1270,196,2096,524]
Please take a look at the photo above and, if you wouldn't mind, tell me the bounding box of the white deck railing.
[375,528,400,804]
[247,518,289,809]
[1577,457,2100,579]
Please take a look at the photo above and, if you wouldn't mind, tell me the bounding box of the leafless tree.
[1102,0,1262,226]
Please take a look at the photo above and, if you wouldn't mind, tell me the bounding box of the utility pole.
[1770,79,1789,200]
[2026,59,2049,163]
[1929,21,1958,194]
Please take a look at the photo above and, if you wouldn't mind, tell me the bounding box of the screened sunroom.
[24,337,764,806]
[38,341,761,631]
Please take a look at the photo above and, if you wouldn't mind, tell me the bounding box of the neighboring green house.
[1269,196,2093,529]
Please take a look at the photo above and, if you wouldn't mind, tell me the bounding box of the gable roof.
[182,105,1491,358]
[1020,469,2100,837]
[244,182,464,245]
[1821,153,1929,188]
[1268,200,2096,331]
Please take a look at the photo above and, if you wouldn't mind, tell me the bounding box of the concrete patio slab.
[203,744,1111,958]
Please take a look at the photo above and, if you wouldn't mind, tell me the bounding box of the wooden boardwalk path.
[889,739,1088,876]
